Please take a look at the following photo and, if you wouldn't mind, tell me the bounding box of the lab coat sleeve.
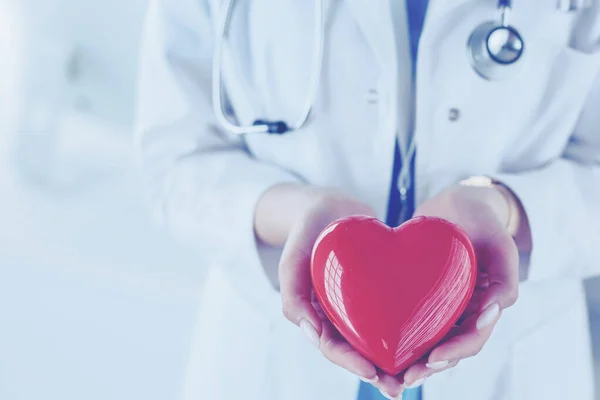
[134,0,301,314]
[494,67,600,282]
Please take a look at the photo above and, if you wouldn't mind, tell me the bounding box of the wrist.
[458,176,518,235]
[255,183,374,247]
[492,184,521,237]
[458,176,532,281]
[254,183,312,247]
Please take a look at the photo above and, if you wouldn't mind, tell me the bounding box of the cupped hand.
[278,190,406,399]
[401,184,520,388]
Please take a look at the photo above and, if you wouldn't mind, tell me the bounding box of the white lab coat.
[134,0,600,399]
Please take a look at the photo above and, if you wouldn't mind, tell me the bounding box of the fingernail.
[477,302,501,330]
[426,360,449,370]
[359,374,379,384]
[476,280,490,289]
[405,377,425,389]
[380,391,402,400]
[300,319,320,348]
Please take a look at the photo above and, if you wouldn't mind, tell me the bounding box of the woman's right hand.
[268,186,405,399]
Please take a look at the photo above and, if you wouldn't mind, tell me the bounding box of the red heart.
[310,215,477,376]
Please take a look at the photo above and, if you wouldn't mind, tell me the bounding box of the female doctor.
[135,0,600,399]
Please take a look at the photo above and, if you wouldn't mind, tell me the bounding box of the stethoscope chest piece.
[467,0,595,81]
[467,1,525,81]
[467,20,524,81]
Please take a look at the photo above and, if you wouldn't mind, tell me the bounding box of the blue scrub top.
[386,0,428,225]
[358,1,429,399]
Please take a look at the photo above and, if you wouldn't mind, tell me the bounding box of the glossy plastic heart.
[310,216,477,375]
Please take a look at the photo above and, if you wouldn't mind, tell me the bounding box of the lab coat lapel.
[345,0,396,73]
[345,0,467,60]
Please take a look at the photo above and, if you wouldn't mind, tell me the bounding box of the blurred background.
[0,1,599,399]
[0,1,208,399]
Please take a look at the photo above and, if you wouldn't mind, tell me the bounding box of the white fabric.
[390,0,414,154]
[135,0,600,399]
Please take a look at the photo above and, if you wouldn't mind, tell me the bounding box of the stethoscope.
[467,0,525,81]
[213,0,324,135]
[214,0,592,223]
[214,0,593,137]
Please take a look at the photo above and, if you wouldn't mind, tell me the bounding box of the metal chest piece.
[467,4,524,81]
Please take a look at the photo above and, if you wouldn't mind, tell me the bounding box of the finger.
[441,325,463,342]
[373,373,404,399]
[311,292,327,320]
[478,233,519,311]
[279,215,329,332]
[400,355,429,385]
[403,359,459,385]
[459,290,486,322]
[427,308,500,364]
[319,319,379,381]
[476,272,490,289]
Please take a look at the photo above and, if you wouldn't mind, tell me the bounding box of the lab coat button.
[365,89,379,104]
[448,108,461,121]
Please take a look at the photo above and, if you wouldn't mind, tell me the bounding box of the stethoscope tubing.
[212,0,325,135]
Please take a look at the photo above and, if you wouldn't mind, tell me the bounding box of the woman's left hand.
[401,183,520,389]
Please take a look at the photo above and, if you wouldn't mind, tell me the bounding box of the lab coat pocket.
[443,39,600,173]
[511,301,595,400]
[498,44,600,168]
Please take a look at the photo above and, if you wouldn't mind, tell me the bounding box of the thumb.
[278,214,331,344]
[479,232,520,311]
[278,195,375,342]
